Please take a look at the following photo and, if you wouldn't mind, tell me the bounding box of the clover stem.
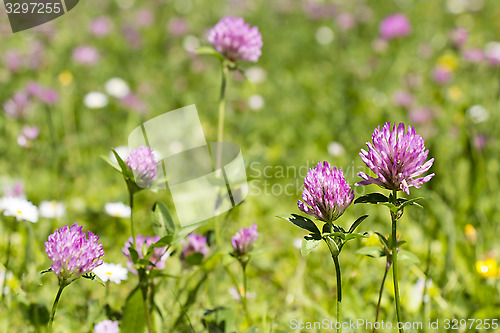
[391,189,403,332]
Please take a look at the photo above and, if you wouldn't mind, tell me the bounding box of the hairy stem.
[48,283,65,332]
[391,189,403,332]
[373,259,391,333]
[332,256,342,333]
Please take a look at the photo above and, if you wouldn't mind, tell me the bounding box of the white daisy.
[84,92,108,109]
[1,197,38,223]
[105,202,131,218]
[39,201,65,219]
[93,263,128,284]
[248,94,264,111]
[327,142,345,157]
[105,78,130,99]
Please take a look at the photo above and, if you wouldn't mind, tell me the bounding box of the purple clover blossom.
[298,161,354,223]
[45,223,104,284]
[182,233,209,258]
[379,14,411,40]
[94,320,119,333]
[122,235,169,274]
[3,90,30,118]
[126,146,157,187]
[357,122,435,195]
[72,46,100,65]
[208,16,263,63]
[232,223,258,256]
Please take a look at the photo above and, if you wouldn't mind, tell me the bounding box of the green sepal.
[354,193,389,204]
[301,237,321,256]
[356,246,385,258]
[277,214,321,236]
[348,215,369,234]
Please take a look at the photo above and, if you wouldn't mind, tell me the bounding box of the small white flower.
[228,287,256,302]
[84,92,108,109]
[293,238,302,249]
[93,263,128,284]
[1,197,38,223]
[327,142,345,157]
[248,94,264,111]
[316,26,334,45]
[484,41,500,63]
[183,35,199,53]
[105,78,130,99]
[39,201,65,219]
[105,202,131,218]
[246,66,267,84]
[94,319,119,333]
[467,105,488,123]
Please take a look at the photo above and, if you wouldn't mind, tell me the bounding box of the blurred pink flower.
[22,125,39,140]
[3,182,25,198]
[26,82,59,105]
[303,2,337,20]
[336,12,356,31]
[182,233,209,258]
[379,14,411,40]
[409,107,434,124]
[3,91,30,118]
[122,25,142,49]
[89,17,112,37]
[473,135,485,151]
[432,66,452,85]
[136,9,154,27]
[122,235,169,274]
[120,93,148,114]
[392,90,414,108]
[168,18,188,36]
[449,28,468,48]
[72,46,100,65]
[461,48,485,63]
[3,50,22,72]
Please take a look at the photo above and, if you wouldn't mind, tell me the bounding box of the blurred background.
[1,0,500,332]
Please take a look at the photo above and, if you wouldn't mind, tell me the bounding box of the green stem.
[241,261,251,326]
[0,231,11,303]
[216,61,228,149]
[48,283,66,332]
[332,256,342,333]
[391,189,403,332]
[374,259,391,333]
[129,189,136,249]
[141,284,154,333]
[214,61,229,246]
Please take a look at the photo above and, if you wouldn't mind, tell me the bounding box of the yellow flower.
[464,224,477,244]
[362,233,380,247]
[476,258,498,279]
[437,54,459,72]
[58,71,73,86]
[447,85,463,101]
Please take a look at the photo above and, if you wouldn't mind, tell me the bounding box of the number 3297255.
[444,319,499,330]
[5,2,62,14]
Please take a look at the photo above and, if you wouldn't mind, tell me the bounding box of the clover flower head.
[126,145,157,187]
[231,223,258,256]
[379,14,411,40]
[357,122,434,195]
[122,235,169,274]
[298,161,354,223]
[208,16,263,62]
[45,223,104,283]
[182,233,209,258]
